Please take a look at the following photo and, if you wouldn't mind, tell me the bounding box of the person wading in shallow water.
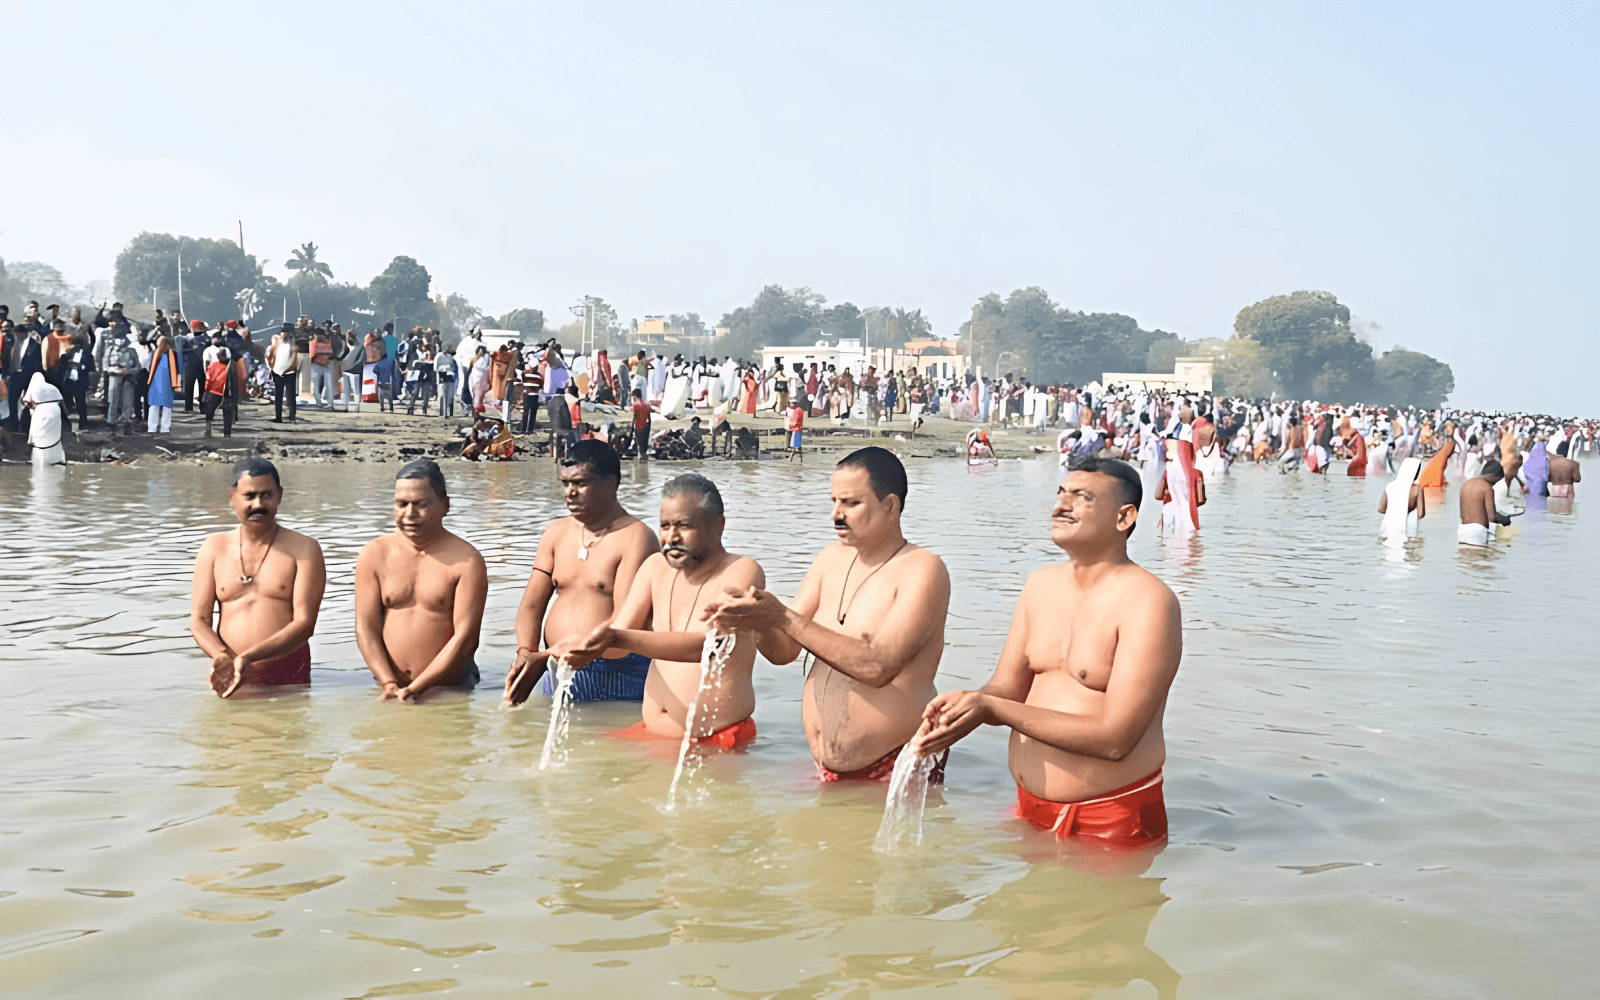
[705,447,951,783]
[355,459,487,702]
[915,457,1181,850]
[190,458,327,697]
[542,474,772,749]
[504,440,659,705]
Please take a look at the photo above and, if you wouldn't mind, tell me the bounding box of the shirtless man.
[915,457,1180,848]
[190,459,327,697]
[504,440,658,705]
[706,447,951,781]
[544,474,769,747]
[1547,448,1582,502]
[1458,459,1513,547]
[1277,415,1304,472]
[354,459,487,701]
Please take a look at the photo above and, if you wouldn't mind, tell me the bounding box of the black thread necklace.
[238,524,280,585]
[666,554,722,631]
[835,540,909,625]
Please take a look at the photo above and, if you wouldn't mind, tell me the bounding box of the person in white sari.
[1378,457,1425,544]
[23,372,66,468]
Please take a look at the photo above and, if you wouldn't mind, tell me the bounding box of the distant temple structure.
[1101,356,1214,393]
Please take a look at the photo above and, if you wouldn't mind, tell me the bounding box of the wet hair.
[1072,456,1143,534]
[836,446,908,510]
[562,439,621,481]
[662,473,724,516]
[231,457,281,488]
[396,457,448,499]
[1480,458,1504,480]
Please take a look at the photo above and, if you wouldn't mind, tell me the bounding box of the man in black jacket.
[3,321,44,432]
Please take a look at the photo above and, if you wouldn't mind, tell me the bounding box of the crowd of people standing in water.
[192,444,1179,852]
[956,385,1587,549]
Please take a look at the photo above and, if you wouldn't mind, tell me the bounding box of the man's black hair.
[662,473,724,515]
[1480,458,1504,480]
[837,446,908,511]
[231,457,281,488]
[1073,456,1143,535]
[563,439,622,481]
[397,457,448,499]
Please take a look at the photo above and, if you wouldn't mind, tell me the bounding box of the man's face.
[229,474,282,527]
[830,466,894,547]
[1051,471,1133,550]
[559,463,617,519]
[659,493,721,570]
[393,478,447,539]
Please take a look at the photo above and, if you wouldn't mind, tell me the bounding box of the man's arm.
[938,580,1180,761]
[353,541,404,696]
[915,579,1040,754]
[506,526,559,701]
[703,551,826,666]
[189,536,238,694]
[1486,488,1510,526]
[403,548,489,700]
[233,538,327,677]
[609,560,766,663]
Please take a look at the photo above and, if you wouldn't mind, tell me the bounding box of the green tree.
[497,308,546,340]
[368,256,435,332]
[1144,332,1185,373]
[434,292,484,343]
[1233,290,1376,401]
[284,242,334,282]
[715,285,827,357]
[1375,347,1454,408]
[114,232,262,320]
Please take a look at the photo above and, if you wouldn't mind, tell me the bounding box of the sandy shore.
[14,395,1060,467]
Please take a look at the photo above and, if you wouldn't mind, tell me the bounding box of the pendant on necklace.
[577,546,588,561]
[240,575,253,584]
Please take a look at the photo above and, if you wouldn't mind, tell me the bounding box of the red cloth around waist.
[612,717,757,749]
[1016,770,1166,848]
[247,645,312,687]
[817,744,948,785]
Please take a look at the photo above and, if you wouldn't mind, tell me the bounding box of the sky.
[2,2,1595,412]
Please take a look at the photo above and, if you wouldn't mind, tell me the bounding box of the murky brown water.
[3,455,1597,998]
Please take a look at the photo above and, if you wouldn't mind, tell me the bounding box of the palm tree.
[284,243,333,282]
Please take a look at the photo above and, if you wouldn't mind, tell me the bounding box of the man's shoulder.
[197,528,236,554]
[277,526,324,558]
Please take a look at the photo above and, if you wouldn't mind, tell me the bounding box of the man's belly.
[1010,674,1166,801]
[642,658,756,738]
[218,595,296,654]
[544,591,626,658]
[802,666,933,773]
[382,607,457,679]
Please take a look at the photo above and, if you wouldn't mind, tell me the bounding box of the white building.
[1101,357,1214,393]
[758,339,866,374]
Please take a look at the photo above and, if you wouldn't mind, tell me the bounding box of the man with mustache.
[706,447,951,781]
[504,440,659,705]
[355,459,487,702]
[915,458,1180,849]
[542,474,769,748]
[190,459,328,698]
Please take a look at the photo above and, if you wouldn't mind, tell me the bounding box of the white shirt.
[270,340,298,375]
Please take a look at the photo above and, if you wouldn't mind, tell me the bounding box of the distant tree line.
[109,232,543,346]
[956,287,1454,408]
[714,285,932,360]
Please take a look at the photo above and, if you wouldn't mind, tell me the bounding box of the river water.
[3,455,1596,998]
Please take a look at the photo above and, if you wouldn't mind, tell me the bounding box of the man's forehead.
[831,467,872,492]
[233,474,279,493]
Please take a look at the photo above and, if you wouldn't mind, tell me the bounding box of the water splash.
[873,749,938,853]
[537,658,577,771]
[663,631,737,814]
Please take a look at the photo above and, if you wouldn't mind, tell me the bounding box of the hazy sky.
[3,2,1595,412]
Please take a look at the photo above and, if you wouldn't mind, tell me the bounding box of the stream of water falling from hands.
[874,748,938,852]
[537,658,577,771]
[663,631,737,814]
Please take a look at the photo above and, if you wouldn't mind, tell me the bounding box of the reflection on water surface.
[2,457,1597,997]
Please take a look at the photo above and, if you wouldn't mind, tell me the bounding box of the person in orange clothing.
[915,457,1180,850]
[1418,436,1455,488]
[541,474,775,751]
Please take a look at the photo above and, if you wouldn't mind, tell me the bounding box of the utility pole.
[237,219,244,252]
[176,240,185,316]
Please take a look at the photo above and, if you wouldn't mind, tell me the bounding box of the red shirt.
[631,400,651,430]
[205,362,229,396]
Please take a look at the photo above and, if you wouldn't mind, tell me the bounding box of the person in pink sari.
[1156,438,1204,536]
